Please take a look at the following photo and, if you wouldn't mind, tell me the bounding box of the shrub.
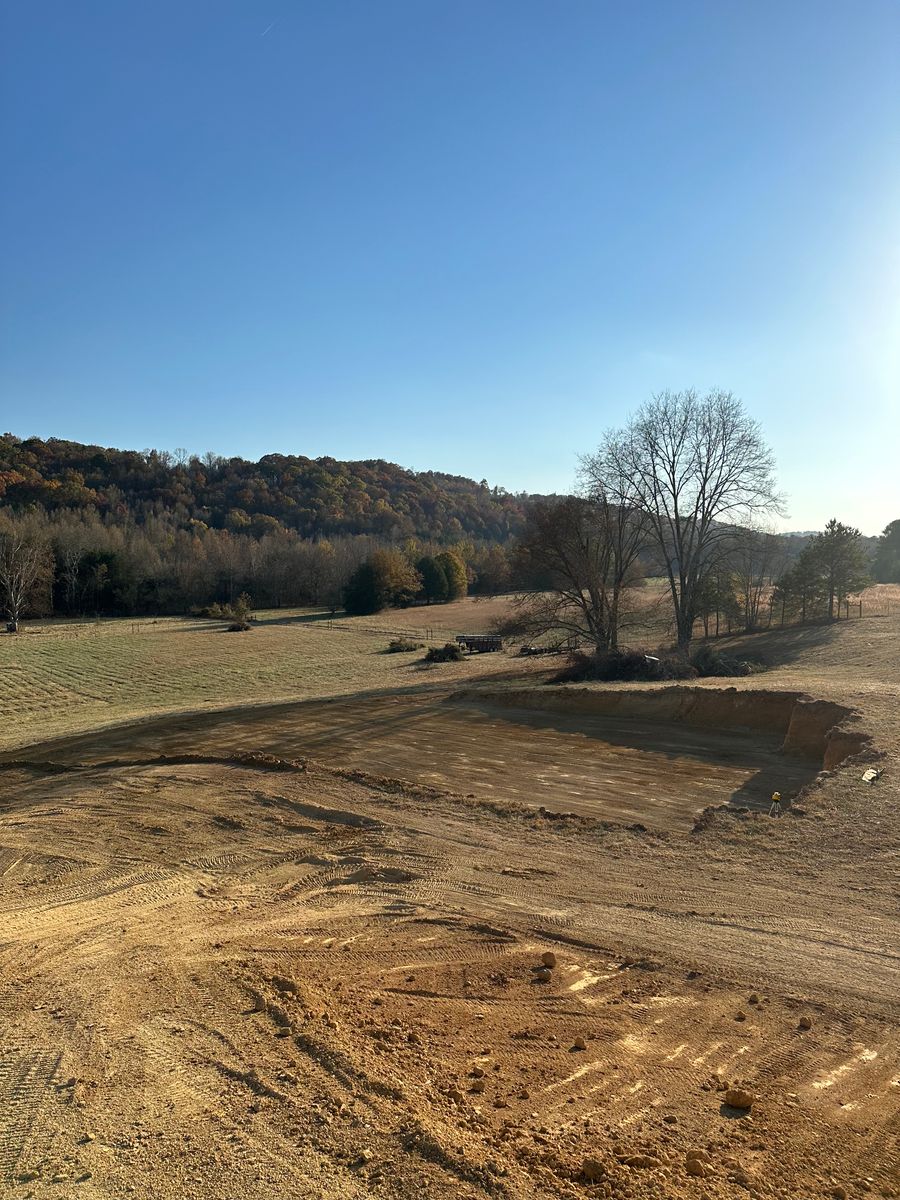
[198,594,254,623]
[690,644,755,677]
[232,592,253,623]
[196,602,227,619]
[424,642,465,663]
[552,648,696,683]
[385,637,423,653]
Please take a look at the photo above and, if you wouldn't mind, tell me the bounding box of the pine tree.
[416,556,450,604]
[805,519,871,619]
[872,519,900,583]
[343,551,422,615]
[434,551,467,600]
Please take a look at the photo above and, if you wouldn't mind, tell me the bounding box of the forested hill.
[0,435,532,542]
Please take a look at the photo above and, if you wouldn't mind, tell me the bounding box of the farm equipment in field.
[455,634,503,653]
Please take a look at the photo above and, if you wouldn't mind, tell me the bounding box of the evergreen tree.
[771,557,828,623]
[343,550,422,615]
[806,519,871,619]
[693,571,742,637]
[343,562,381,615]
[416,556,450,604]
[773,519,869,622]
[872,519,900,583]
[434,550,467,600]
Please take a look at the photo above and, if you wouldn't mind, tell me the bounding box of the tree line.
[0,506,519,626]
[0,407,894,635]
[509,389,892,653]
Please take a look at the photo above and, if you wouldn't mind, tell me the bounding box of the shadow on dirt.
[719,1102,754,1119]
[456,700,781,768]
[728,760,817,810]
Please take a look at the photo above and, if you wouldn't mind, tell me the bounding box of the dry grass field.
[0,596,898,1199]
[3,585,896,754]
[0,598,528,753]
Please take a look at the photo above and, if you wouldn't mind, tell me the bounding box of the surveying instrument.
[769,790,784,817]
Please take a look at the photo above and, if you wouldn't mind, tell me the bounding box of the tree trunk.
[676,611,694,650]
[608,594,619,651]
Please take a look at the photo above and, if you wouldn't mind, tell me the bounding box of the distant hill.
[0,435,535,543]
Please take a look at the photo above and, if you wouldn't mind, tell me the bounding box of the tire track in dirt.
[0,713,897,1196]
[0,1043,62,1182]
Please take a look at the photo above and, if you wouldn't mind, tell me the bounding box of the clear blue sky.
[2,1,897,533]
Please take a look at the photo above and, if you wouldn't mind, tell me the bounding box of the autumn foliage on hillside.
[0,435,534,620]
[0,435,529,543]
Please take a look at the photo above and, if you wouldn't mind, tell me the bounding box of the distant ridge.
[0,434,544,543]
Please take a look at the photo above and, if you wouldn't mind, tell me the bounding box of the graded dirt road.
[1,614,898,1199]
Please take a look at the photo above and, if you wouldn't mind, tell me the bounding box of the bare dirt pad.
[0,755,897,1199]
[4,691,819,832]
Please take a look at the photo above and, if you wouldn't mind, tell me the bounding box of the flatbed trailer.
[455,634,503,653]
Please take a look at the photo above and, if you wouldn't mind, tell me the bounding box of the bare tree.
[508,496,645,652]
[730,525,787,631]
[586,390,782,649]
[577,451,649,648]
[0,528,53,629]
[59,545,84,611]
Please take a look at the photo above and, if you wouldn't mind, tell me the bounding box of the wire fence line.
[695,596,900,639]
[324,620,450,642]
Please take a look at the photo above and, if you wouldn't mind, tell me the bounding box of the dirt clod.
[625,1153,660,1168]
[582,1157,607,1182]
